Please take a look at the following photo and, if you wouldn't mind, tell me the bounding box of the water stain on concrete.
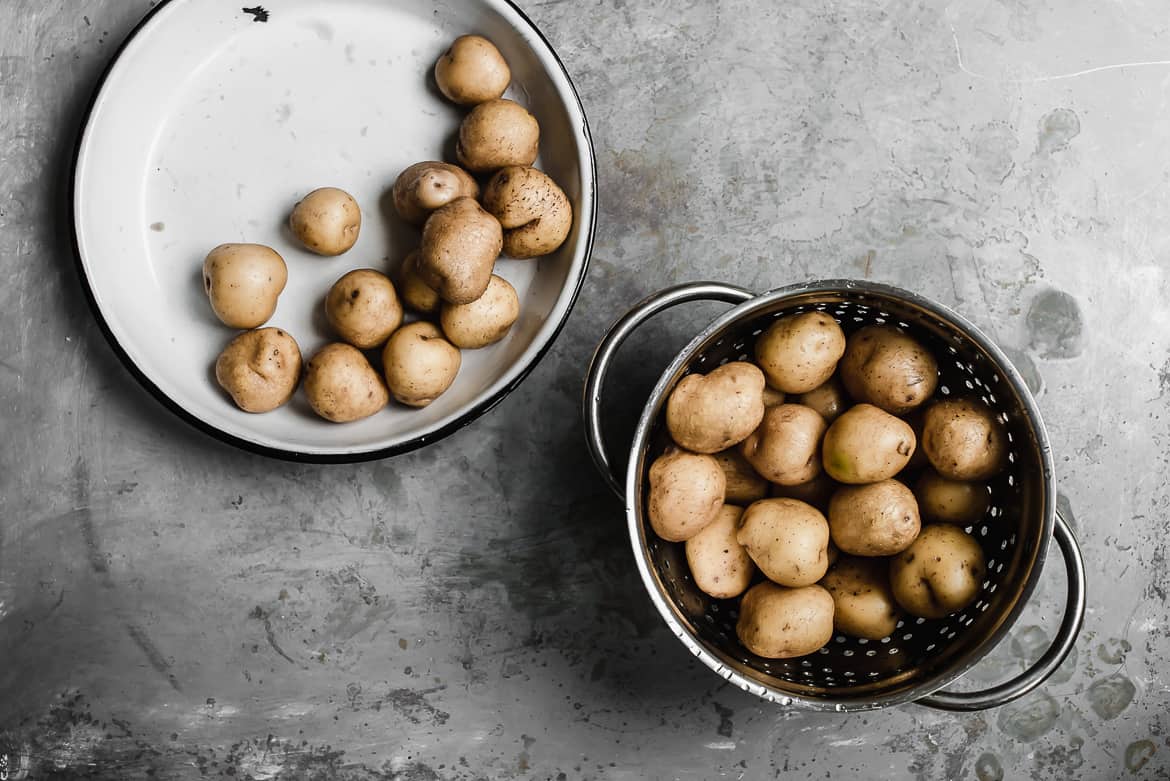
[1085,674,1136,720]
[713,702,734,738]
[974,751,1003,781]
[1037,109,1081,155]
[996,691,1060,741]
[1125,739,1157,773]
[1009,625,1049,665]
[1096,637,1132,665]
[1026,288,1084,359]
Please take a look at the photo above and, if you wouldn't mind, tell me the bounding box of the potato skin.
[397,250,442,315]
[202,243,287,329]
[325,269,403,349]
[685,504,754,599]
[434,35,511,105]
[770,471,837,513]
[393,162,479,224]
[839,326,938,415]
[922,399,1007,480]
[382,322,461,408]
[647,450,726,542]
[483,166,572,258]
[762,387,786,407]
[666,362,767,454]
[796,376,848,423]
[821,556,899,640]
[456,99,539,173]
[289,187,361,256]
[890,524,986,619]
[418,197,503,305]
[304,343,388,423]
[736,498,830,587]
[215,327,302,413]
[740,404,826,485]
[713,449,769,505]
[828,479,921,557]
[754,312,846,394]
[735,582,835,659]
[822,403,916,484]
[914,470,989,525]
[439,274,519,349]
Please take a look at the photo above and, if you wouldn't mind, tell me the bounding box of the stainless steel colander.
[583,280,1086,712]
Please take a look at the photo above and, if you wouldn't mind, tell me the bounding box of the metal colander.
[584,280,1085,712]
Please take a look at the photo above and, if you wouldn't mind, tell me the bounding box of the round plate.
[72,0,596,461]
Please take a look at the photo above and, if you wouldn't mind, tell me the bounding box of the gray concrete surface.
[1,0,1168,778]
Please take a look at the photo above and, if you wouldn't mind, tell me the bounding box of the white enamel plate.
[73,0,596,461]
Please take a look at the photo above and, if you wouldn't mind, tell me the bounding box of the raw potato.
[828,479,921,556]
[392,162,479,224]
[739,404,826,485]
[456,99,540,173]
[796,376,848,423]
[483,166,573,258]
[736,498,830,587]
[770,471,836,512]
[821,557,900,640]
[922,399,1007,480]
[735,582,835,659]
[202,243,287,329]
[304,343,388,423]
[418,197,503,305]
[915,470,990,525]
[214,327,302,413]
[714,449,768,505]
[685,504,755,599]
[754,312,846,394]
[666,362,767,454]
[440,274,520,349]
[890,524,986,619]
[397,250,442,315]
[382,322,461,408]
[762,387,786,407]
[839,326,939,415]
[325,269,403,349]
[822,404,916,484]
[434,35,511,105]
[903,408,930,471]
[647,450,726,543]
[289,187,361,256]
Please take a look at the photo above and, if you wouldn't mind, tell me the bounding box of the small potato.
[202,243,287,329]
[440,274,519,349]
[397,250,442,315]
[822,403,916,484]
[914,470,990,525]
[826,539,840,568]
[382,322,461,408]
[922,399,1007,480]
[796,376,848,423]
[647,450,726,543]
[419,197,503,305]
[392,162,479,225]
[770,471,836,512]
[762,387,786,407]
[434,35,511,105]
[828,479,921,556]
[483,166,573,258]
[736,498,830,587]
[735,582,835,659]
[304,343,388,423]
[739,404,826,486]
[214,327,302,413]
[754,312,846,394]
[839,326,938,415]
[890,524,986,619]
[456,99,539,173]
[903,408,930,471]
[289,187,361,256]
[325,269,403,349]
[821,557,900,640]
[666,362,767,454]
[685,504,755,599]
[713,449,768,505]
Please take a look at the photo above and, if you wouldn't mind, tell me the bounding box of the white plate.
[72,0,596,461]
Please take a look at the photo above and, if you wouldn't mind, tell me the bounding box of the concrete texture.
[1,0,1168,778]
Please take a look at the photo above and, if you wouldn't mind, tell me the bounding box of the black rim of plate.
[69,0,598,464]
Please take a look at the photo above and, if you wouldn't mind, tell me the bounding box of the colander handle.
[583,282,755,498]
[917,510,1086,711]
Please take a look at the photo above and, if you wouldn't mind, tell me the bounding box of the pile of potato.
[647,313,1008,660]
[203,35,572,422]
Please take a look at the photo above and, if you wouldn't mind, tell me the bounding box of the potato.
[736,498,830,587]
[685,504,754,599]
[739,404,825,486]
[828,479,921,556]
[890,524,986,619]
[713,449,768,505]
[822,403,916,484]
[762,387,786,407]
[434,35,511,105]
[770,471,836,512]
[821,556,899,640]
[325,269,403,349]
[440,274,519,349]
[914,470,990,525]
[202,243,287,329]
[289,187,361,256]
[826,539,840,567]
[666,362,766,454]
[839,325,938,415]
[796,376,847,423]
[304,343,388,423]
[922,399,1007,480]
[483,166,572,258]
[647,450,726,542]
[392,162,479,225]
[214,327,301,413]
[381,322,461,408]
[397,250,442,315]
[754,312,846,394]
[456,99,539,173]
[418,197,503,305]
[903,408,930,471]
[735,582,835,659]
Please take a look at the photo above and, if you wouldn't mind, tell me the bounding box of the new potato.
[739,404,826,485]
[915,470,990,525]
[736,498,830,587]
[382,322,461,407]
[440,274,519,349]
[796,376,848,423]
[828,479,921,557]
[202,243,287,329]
[392,162,479,225]
[822,403,916,484]
[418,197,503,305]
[821,556,900,640]
[647,450,726,542]
[922,399,1007,481]
[456,99,540,173]
[324,269,403,349]
[289,187,361,256]
[735,582,835,659]
[304,343,388,423]
[890,524,986,619]
[214,327,302,413]
[754,312,846,394]
[434,35,511,105]
[666,362,767,454]
[839,325,938,415]
[713,449,769,505]
[483,166,573,258]
[685,504,755,599]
